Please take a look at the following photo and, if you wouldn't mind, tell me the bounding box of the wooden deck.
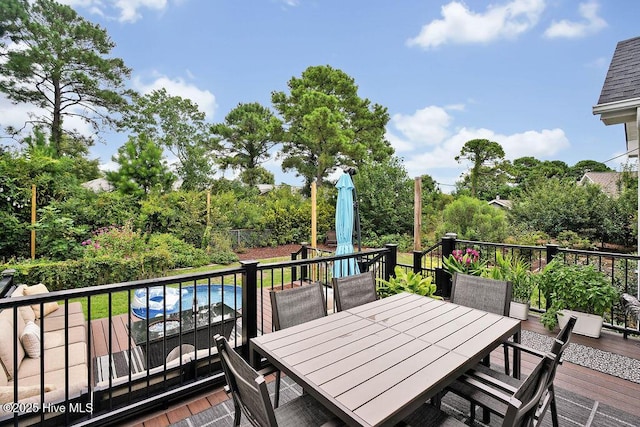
[86,292,640,426]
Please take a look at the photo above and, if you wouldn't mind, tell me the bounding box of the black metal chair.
[451,273,513,375]
[214,335,341,427]
[268,283,328,407]
[403,352,558,427]
[332,271,377,312]
[447,315,577,427]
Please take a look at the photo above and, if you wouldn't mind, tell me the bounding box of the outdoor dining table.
[250,292,521,427]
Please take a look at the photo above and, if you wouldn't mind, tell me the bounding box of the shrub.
[4,250,173,290]
[376,266,441,299]
[148,233,212,268]
[82,222,146,259]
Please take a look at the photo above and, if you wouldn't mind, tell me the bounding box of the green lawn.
[75,252,414,320]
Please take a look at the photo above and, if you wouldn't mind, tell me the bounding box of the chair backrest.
[215,335,276,427]
[550,315,577,357]
[332,271,377,312]
[502,352,556,427]
[270,283,327,331]
[451,273,512,316]
[545,315,576,387]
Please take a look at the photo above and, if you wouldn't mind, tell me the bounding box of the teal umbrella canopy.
[333,172,360,278]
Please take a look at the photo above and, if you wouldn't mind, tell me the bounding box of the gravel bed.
[521,329,640,383]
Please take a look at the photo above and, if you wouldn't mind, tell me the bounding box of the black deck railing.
[412,234,640,338]
[3,236,639,426]
[0,245,395,426]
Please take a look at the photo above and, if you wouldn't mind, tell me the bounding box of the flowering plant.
[442,248,486,276]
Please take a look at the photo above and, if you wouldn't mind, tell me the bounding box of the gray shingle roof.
[597,36,640,105]
[579,171,637,197]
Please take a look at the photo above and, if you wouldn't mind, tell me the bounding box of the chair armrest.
[503,341,546,358]
[258,364,279,377]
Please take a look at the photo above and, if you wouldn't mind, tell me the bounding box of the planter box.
[509,301,529,320]
[557,309,603,338]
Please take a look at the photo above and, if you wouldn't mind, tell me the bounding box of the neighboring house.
[592,36,640,158]
[488,195,512,210]
[81,177,113,192]
[81,177,183,192]
[578,171,636,198]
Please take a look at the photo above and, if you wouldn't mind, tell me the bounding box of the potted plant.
[537,259,619,337]
[482,251,534,320]
[377,266,442,300]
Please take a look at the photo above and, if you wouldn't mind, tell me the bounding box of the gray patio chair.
[214,335,342,427]
[447,315,577,427]
[268,283,328,407]
[332,270,377,312]
[450,273,513,375]
[403,352,557,427]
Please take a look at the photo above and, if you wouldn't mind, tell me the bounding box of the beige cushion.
[11,285,36,323]
[17,363,88,401]
[23,284,59,319]
[0,309,26,380]
[17,342,86,379]
[42,326,86,350]
[38,313,86,333]
[0,361,6,387]
[21,322,41,359]
[42,301,83,318]
[0,384,56,404]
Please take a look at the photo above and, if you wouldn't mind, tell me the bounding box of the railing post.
[384,244,398,281]
[436,233,457,299]
[545,244,559,310]
[291,250,298,282]
[412,251,422,274]
[300,242,309,281]
[441,233,457,259]
[546,244,559,264]
[241,260,259,362]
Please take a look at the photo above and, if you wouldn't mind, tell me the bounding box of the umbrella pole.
[352,185,362,252]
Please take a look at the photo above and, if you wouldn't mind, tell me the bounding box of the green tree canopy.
[106,134,176,198]
[212,102,282,186]
[272,65,392,191]
[455,139,505,198]
[121,88,218,190]
[567,160,612,181]
[437,195,508,242]
[0,0,130,153]
[353,156,414,238]
[510,178,609,241]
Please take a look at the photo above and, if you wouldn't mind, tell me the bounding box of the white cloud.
[132,73,217,119]
[407,0,545,49]
[114,0,167,23]
[0,94,97,142]
[388,105,570,187]
[391,106,453,148]
[544,1,607,39]
[59,0,169,23]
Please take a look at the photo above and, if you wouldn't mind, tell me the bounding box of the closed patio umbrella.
[332,172,360,278]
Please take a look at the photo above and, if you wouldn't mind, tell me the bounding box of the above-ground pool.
[131,284,242,319]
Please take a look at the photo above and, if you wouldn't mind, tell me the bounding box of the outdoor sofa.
[0,284,89,421]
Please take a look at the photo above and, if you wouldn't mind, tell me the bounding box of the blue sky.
[3,0,640,191]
